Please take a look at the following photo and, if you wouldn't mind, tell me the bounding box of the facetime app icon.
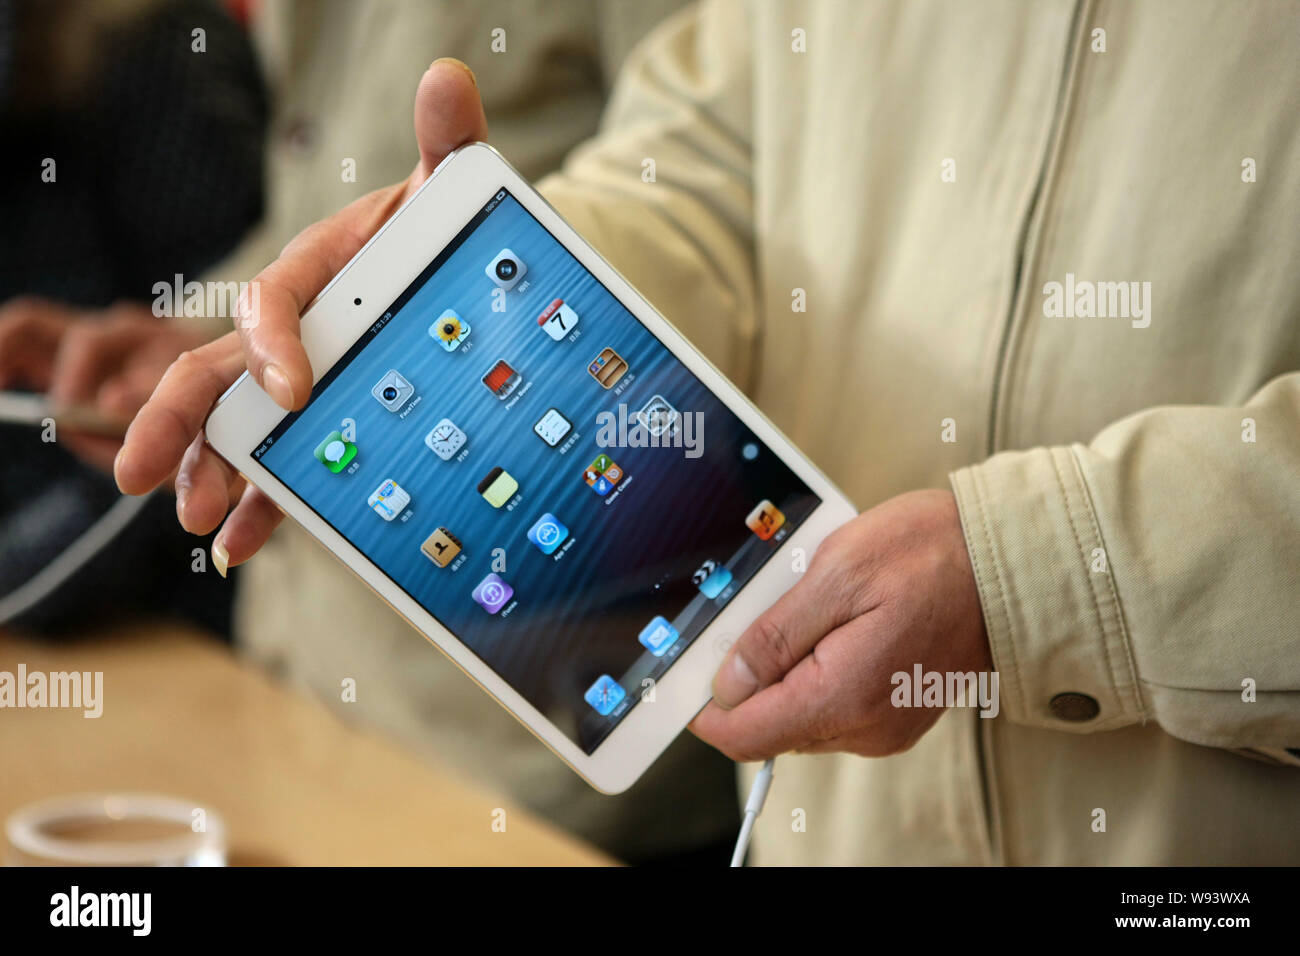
[371,369,414,412]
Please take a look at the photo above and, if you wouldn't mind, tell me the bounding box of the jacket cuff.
[949,446,1147,733]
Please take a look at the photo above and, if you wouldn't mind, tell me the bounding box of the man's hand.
[690,489,992,761]
[0,297,209,473]
[113,58,488,575]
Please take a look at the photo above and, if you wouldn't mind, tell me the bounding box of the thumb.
[413,58,489,183]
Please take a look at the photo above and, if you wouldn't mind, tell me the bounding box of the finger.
[693,617,887,761]
[414,57,488,180]
[235,193,395,411]
[0,299,68,389]
[691,653,833,761]
[115,334,244,495]
[49,320,143,405]
[235,59,487,411]
[212,484,284,577]
[175,430,238,535]
[712,557,875,709]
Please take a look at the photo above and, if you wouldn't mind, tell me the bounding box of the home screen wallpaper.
[254,189,820,753]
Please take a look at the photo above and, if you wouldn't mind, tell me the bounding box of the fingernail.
[212,538,229,578]
[113,446,130,490]
[713,651,759,710]
[262,364,295,409]
[433,56,476,88]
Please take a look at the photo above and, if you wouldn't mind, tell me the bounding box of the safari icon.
[314,430,357,473]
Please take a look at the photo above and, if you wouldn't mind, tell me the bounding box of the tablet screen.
[252,188,821,753]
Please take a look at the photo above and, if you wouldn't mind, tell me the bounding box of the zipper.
[975,0,1093,865]
[985,0,1092,457]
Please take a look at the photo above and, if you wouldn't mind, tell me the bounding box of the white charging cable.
[730,757,776,867]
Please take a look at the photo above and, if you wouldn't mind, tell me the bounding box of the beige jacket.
[221,0,747,865]
[537,0,1300,864]
[233,0,1300,864]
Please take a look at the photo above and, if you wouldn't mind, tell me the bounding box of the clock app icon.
[424,418,467,461]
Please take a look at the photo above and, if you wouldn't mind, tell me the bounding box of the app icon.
[635,394,680,437]
[472,572,514,614]
[638,616,679,657]
[485,249,527,290]
[425,418,467,460]
[313,431,356,473]
[587,347,628,389]
[477,467,519,508]
[583,454,622,496]
[534,408,572,447]
[368,479,410,521]
[584,674,626,716]
[692,560,733,599]
[430,309,470,351]
[481,359,521,400]
[745,499,786,540]
[536,298,579,341]
[420,527,462,568]
[526,513,569,555]
[372,369,414,412]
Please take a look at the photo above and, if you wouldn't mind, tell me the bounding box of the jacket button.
[1049,692,1099,722]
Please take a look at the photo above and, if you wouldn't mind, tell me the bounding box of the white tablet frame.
[205,143,857,793]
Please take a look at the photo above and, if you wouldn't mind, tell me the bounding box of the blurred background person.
[1,0,739,865]
[0,0,266,635]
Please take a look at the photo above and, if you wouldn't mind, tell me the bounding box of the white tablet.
[205,143,856,793]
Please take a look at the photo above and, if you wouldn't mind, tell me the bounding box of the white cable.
[0,492,153,625]
[730,757,775,867]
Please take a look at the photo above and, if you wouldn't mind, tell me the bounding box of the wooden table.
[0,625,610,865]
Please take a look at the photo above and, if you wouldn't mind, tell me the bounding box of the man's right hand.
[114,58,488,576]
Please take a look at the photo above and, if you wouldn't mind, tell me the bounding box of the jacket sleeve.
[950,371,1300,751]
[537,0,759,387]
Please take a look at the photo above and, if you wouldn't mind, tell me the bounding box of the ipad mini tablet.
[205,144,857,793]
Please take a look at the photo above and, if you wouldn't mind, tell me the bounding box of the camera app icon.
[485,248,527,290]
[371,369,414,412]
